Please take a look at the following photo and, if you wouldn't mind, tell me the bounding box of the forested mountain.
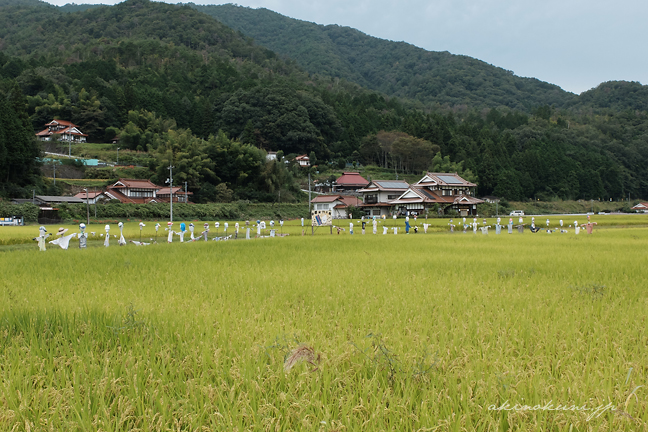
[567,81,648,113]
[1,0,647,202]
[194,4,575,111]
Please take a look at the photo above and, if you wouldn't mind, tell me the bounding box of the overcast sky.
[45,0,648,94]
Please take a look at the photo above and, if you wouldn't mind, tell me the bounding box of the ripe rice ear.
[284,345,320,372]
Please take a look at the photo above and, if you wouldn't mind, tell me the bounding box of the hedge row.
[0,202,40,222]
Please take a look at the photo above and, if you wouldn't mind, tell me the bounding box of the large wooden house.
[358,180,410,217]
[36,120,88,142]
[389,172,483,216]
[103,179,192,204]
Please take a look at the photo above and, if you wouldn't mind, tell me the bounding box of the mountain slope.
[194,4,575,111]
[1,0,647,202]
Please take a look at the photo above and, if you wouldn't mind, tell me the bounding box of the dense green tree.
[0,83,41,196]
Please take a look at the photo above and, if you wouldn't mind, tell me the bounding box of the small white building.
[311,194,363,219]
[295,154,310,167]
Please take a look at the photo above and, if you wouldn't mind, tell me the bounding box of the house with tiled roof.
[358,180,410,217]
[295,154,310,167]
[73,191,110,204]
[36,120,88,142]
[389,172,483,216]
[104,179,192,204]
[631,202,648,213]
[311,194,362,219]
[334,172,369,192]
[156,186,192,203]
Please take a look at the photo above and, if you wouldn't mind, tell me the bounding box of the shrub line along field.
[0,216,647,430]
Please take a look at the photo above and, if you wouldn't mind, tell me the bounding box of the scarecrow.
[49,227,76,250]
[78,223,88,249]
[118,222,126,246]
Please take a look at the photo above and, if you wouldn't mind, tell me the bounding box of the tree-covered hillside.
[194,4,575,111]
[1,0,648,203]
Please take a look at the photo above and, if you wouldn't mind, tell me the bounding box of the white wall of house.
[314,201,349,219]
[314,202,332,211]
[362,190,402,204]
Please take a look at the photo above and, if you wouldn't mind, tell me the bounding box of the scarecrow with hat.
[48,227,76,249]
[50,227,76,250]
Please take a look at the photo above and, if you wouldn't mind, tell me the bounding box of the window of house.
[130,190,153,197]
[387,194,399,200]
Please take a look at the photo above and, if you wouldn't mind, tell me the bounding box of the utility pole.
[94,187,97,219]
[184,181,188,204]
[116,147,120,166]
[53,163,56,186]
[308,171,311,215]
[168,165,174,222]
[84,188,90,225]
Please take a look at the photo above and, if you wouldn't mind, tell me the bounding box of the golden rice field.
[0,216,647,431]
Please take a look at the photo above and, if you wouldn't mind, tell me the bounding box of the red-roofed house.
[104,179,192,204]
[389,172,483,216]
[631,202,648,213]
[334,172,369,192]
[311,194,362,219]
[36,120,88,142]
[295,154,310,167]
[73,191,110,204]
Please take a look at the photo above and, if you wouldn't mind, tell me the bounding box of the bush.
[347,205,365,219]
[0,202,40,222]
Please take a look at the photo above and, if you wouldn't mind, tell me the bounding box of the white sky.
[44,0,648,94]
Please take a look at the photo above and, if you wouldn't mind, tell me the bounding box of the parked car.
[510,210,525,216]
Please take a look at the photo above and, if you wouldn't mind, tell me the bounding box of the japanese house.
[334,172,369,192]
[311,195,363,219]
[36,120,88,142]
[358,180,410,217]
[389,172,484,216]
[104,179,192,204]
